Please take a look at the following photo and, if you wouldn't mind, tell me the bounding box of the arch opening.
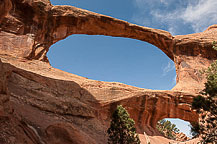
[47,34,177,90]
[156,118,197,142]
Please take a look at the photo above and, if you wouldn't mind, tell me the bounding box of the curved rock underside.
[0,0,216,143]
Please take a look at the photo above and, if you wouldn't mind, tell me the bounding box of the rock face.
[1,0,217,93]
[0,56,199,143]
[0,0,216,143]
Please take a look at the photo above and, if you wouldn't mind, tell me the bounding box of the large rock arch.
[1,0,217,93]
[0,0,216,143]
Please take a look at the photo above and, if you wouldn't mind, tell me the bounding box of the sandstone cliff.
[0,0,216,144]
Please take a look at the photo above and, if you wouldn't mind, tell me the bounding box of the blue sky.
[49,0,217,138]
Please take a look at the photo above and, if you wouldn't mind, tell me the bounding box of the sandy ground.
[139,134,201,144]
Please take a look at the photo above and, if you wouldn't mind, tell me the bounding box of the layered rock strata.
[0,56,198,143]
[0,0,216,143]
[1,0,217,93]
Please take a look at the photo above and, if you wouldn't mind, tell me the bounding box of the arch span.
[100,90,198,136]
[0,0,216,93]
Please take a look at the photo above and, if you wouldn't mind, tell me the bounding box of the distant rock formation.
[175,132,189,141]
[0,0,216,143]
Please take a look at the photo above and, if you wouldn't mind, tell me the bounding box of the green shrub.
[107,105,140,144]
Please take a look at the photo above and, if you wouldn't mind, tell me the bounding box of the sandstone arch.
[1,0,216,93]
[0,0,216,143]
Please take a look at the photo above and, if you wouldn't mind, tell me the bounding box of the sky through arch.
[48,35,176,90]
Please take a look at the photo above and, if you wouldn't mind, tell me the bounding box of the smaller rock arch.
[100,91,198,135]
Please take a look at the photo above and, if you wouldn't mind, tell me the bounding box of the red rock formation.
[0,0,12,24]
[0,0,216,143]
[1,0,216,93]
[0,56,198,143]
[175,132,189,141]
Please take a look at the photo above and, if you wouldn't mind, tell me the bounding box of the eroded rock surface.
[1,0,217,93]
[0,0,216,143]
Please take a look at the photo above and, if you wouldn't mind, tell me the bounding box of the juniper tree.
[191,42,217,143]
[156,119,180,140]
[107,105,140,144]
